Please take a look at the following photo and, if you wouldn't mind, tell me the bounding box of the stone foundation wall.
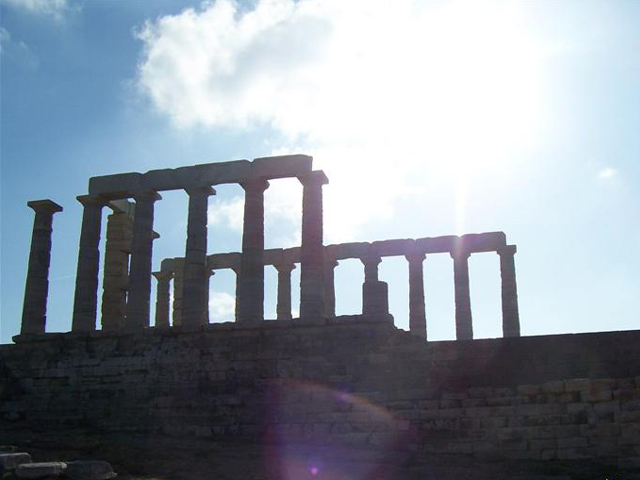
[1,320,639,469]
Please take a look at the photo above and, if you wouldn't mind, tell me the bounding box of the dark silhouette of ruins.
[2,155,639,478]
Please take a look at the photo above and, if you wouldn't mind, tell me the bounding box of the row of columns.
[21,171,328,334]
[150,245,520,342]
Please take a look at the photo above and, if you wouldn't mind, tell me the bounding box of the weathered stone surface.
[252,154,312,179]
[15,462,66,478]
[0,452,32,470]
[65,461,116,480]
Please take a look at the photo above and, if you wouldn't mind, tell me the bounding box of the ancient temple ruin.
[6,155,640,475]
[19,154,519,340]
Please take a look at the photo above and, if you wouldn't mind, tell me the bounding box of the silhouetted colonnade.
[19,155,520,341]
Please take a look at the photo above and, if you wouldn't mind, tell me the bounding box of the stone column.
[72,195,106,332]
[406,251,427,339]
[498,245,520,337]
[20,200,63,335]
[361,255,389,315]
[153,270,173,328]
[126,192,161,328]
[172,259,184,326]
[237,179,269,323]
[274,263,295,320]
[299,171,328,319]
[451,250,473,340]
[101,205,134,331]
[181,186,214,327]
[203,269,214,324]
[324,259,339,317]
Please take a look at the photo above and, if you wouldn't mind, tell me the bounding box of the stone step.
[15,462,67,479]
[66,460,117,480]
[0,452,32,472]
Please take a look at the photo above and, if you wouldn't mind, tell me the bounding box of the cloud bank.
[135,0,546,241]
[3,0,75,20]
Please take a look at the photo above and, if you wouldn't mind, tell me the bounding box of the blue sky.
[1,0,639,344]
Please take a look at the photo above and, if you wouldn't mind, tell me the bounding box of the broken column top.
[88,154,314,199]
[27,199,63,213]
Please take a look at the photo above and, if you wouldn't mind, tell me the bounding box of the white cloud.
[135,0,548,241]
[597,167,618,181]
[3,0,76,20]
[208,291,236,321]
[208,196,244,231]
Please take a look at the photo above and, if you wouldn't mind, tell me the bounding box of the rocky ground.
[2,429,638,480]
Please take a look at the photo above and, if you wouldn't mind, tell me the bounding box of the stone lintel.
[133,191,162,202]
[497,244,517,256]
[252,154,313,179]
[263,248,284,265]
[89,157,317,198]
[88,173,142,199]
[282,247,301,264]
[330,242,370,259]
[207,252,241,270]
[371,238,415,257]
[27,199,63,214]
[460,231,507,252]
[415,235,457,253]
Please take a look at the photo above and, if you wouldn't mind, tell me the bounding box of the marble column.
[275,263,295,320]
[299,171,328,318]
[361,255,389,315]
[237,179,269,323]
[153,270,172,328]
[498,245,520,337]
[21,200,63,335]
[232,265,241,322]
[72,195,106,332]
[406,251,427,339]
[451,250,473,340]
[324,259,339,317]
[181,186,214,327]
[172,259,184,326]
[126,192,161,328]
[101,206,134,331]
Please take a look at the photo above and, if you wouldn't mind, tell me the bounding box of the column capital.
[241,178,270,192]
[77,195,108,208]
[450,249,470,260]
[497,245,517,256]
[133,191,162,203]
[185,186,216,197]
[27,199,63,214]
[298,170,329,187]
[405,251,426,263]
[152,270,173,282]
[274,262,296,273]
[360,254,382,267]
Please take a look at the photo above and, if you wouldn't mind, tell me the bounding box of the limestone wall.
[1,321,639,469]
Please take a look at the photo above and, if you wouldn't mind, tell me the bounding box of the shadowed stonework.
[2,155,639,478]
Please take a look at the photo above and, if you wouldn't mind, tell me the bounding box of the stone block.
[15,462,66,478]
[370,239,414,257]
[0,453,32,471]
[252,154,313,180]
[581,389,613,403]
[88,172,142,197]
[415,235,456,253]
[557,437,588,449]
[332,242,370,259]
[459,232,506,252]
[516,385,540,396]
[541,380,565,394]
[141,168,181,191]
[565,378,591,392]
[619,457,640,469]
[66,460,116,480]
